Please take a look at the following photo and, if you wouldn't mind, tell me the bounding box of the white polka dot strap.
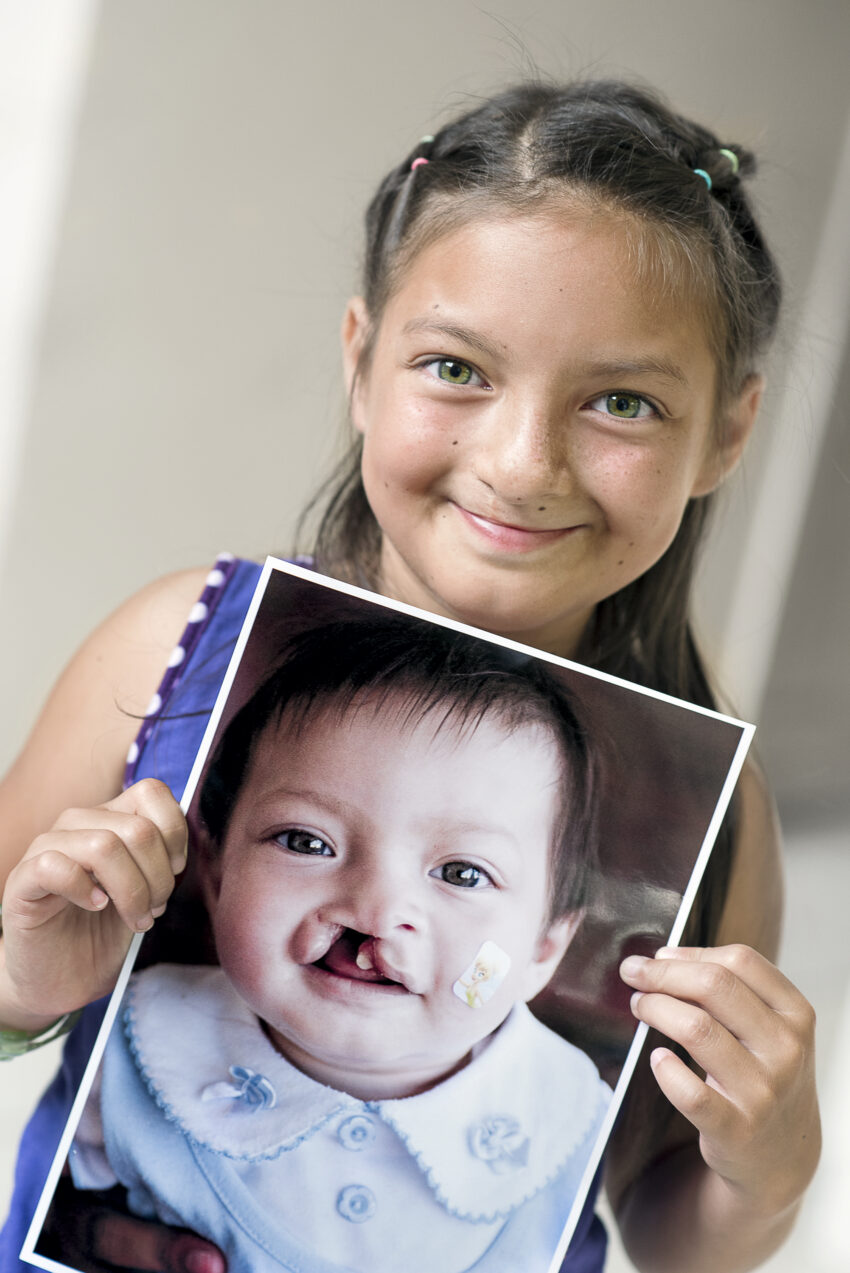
[123,553,239,789]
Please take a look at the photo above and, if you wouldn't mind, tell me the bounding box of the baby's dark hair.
[199,612,600,921]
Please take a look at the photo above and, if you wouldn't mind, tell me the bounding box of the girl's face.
[344,210,760,656]
[203,699,572,1101]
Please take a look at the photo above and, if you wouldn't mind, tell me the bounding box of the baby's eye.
[422,358,484,387]
[587,391,656,420]
[275,829,334,856]
[433,861,493,889]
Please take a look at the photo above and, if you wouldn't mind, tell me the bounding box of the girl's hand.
[0,779,187,1030]
[620,944,820,1219]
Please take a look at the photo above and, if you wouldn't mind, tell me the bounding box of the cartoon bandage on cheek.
[452,941,511,1009]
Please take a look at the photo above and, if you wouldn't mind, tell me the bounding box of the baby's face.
[205,696,572,1100]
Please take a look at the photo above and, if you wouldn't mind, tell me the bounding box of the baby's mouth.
[314,930,409,991]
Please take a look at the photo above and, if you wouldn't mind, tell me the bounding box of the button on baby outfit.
[336,1184,376,1223]
[337,1114,376,1151]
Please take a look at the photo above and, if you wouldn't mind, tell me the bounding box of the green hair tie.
[718,147,740,175]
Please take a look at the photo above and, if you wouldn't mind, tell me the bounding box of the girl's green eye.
[602,392,651,419]
[433,359,474,385]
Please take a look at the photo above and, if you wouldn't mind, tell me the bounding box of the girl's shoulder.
[0,566,212,887]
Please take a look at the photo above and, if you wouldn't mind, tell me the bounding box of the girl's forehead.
[379,206,717,370]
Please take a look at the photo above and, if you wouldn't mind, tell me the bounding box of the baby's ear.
[193,823,224,916]
[522,912,581,1001]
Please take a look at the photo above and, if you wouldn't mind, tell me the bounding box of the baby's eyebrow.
[254,785,351,818]
[422,816,525,856]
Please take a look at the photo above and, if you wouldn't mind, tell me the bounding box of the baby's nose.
[327,867,421,938]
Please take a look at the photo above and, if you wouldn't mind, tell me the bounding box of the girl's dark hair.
[299,79,783,947]
[199,613,599,921]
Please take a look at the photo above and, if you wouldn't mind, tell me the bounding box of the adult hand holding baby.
[0,778,186,1034]
[38,1180,226,1273]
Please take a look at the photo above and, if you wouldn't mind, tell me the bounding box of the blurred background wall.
[1,3,848,1270]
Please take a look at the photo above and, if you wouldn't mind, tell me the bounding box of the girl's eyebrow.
[401,317,503,361]
[402,319,691,387]
[578,357,691,387]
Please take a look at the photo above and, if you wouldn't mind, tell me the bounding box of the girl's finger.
[655,945,807,1016]
[621,950,777,1052]
[26,828,162,933]
[629,988,763,1098]
[106,778,188,874]
[646,1046,736,1140]
[50,808,179,916]
[6,851,111,918]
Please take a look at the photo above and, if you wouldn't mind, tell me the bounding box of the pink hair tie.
[411,157,429,171]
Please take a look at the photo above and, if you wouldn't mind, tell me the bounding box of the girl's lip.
[453,504,581,552]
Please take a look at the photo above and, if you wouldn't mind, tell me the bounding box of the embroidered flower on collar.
[201,1064,277,1112]
[467,1115,530,1174]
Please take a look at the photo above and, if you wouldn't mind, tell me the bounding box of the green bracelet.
[0,1011,81,1061]
[0,902,81,1060]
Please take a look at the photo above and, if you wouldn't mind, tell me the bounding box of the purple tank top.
[0,555,607,1272]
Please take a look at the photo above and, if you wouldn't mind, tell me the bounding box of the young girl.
[0,79,820,1273]
[66,613,612,1273]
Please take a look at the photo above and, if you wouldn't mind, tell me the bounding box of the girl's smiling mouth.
[452,503,584,553]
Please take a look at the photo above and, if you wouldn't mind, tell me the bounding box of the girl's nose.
[475,397,569,504]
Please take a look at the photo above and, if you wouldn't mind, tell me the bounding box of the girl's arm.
[1,566,230,1273]
[0,567,208,1029]
[606,763,820,1273]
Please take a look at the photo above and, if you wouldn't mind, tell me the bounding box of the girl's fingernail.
[136,914,154,932]
[151,903,167,919]
[90,888,109,909]
[621,955,649,977]
[630,991,644,1014]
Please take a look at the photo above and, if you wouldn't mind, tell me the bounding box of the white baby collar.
[124,964,610,1220]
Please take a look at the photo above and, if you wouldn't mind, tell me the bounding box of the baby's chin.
[260,1018,483,1101]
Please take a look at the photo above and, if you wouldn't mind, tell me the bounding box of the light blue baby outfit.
[72,963,612,1273]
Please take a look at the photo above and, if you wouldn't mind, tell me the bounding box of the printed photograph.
[23,559,752,1273]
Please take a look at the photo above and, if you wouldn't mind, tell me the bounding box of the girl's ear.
[521,911,581,1002]
[341,297,371,430]
[691,373,765,497]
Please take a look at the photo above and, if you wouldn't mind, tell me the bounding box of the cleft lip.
[355,936,419,993]
[313,929,418,994]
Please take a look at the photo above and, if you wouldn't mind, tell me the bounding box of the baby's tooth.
[356,946,374,971]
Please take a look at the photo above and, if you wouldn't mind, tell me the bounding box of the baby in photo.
[70,612,612,1273]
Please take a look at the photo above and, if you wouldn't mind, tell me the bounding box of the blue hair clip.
[693,168,712,191]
